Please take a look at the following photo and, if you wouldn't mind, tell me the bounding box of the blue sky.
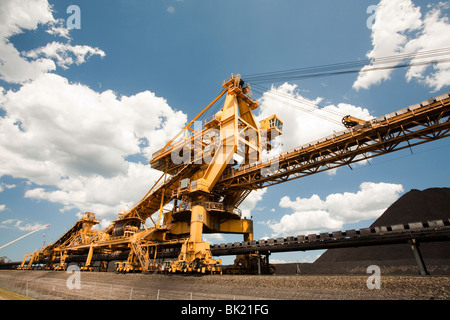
[0,0,449,264]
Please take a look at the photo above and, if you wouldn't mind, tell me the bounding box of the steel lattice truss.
[217,95,450,190]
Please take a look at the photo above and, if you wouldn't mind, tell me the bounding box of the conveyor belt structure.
[2,218,448,275]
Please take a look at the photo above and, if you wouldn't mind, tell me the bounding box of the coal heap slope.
[314,187,450,266]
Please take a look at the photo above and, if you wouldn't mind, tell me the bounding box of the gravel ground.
[0,270,449,300]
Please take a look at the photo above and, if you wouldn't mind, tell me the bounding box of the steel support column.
[409,239,429,275]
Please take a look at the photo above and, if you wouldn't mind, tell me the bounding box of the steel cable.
[243,47,450,84]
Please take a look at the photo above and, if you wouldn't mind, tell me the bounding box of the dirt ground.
[0,270,449,300]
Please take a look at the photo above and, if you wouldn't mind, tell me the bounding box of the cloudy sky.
[1,0,449,263]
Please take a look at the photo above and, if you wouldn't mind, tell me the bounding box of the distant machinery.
[0,224,49,251]
[0,224,49,270]
[15,74,450,274]
[0,257,11,264]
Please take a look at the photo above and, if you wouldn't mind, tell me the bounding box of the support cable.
[243,47,450,84]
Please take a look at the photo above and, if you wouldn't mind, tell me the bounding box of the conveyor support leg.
[409,239,429,275]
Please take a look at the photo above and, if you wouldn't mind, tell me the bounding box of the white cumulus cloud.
[268,182,404,237]
[0,0,188,221]
[0,218,44,231]
[353,0,450,91]
[256,82,373,151]
[0,0,104,83]
[0,73,187,217]
[25,42,105,69]
[239,188,267,219]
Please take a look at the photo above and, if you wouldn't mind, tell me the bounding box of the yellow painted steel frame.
[17,75,268,274]
[18,254,32,270]
[21,77,448,276]
[165,75,261,273]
